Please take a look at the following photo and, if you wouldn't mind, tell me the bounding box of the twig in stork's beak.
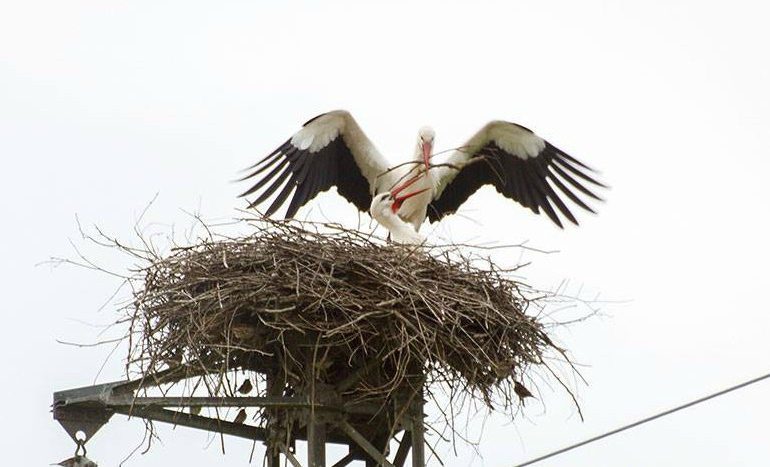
[391,172,423,198]
[392,187,430,213]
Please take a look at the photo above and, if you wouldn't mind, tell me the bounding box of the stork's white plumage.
[369,192,425,245]
[240,110,605,229]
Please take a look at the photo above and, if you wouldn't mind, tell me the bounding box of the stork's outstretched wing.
[428,121,605,228]
[240,110,391,218]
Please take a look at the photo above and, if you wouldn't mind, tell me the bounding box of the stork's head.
[417,126,435,168]
[369,191,428,245]
[370,192,396,219]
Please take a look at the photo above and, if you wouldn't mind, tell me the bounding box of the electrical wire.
[513,371,770,467]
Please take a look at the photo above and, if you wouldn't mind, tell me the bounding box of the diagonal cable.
[514,371,770,467]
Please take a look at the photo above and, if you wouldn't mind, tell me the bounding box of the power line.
[513,371,770,467]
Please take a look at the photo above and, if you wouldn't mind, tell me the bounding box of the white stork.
[369,189,429,244]
[239,110,605,229]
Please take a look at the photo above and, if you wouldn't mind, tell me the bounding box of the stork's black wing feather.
[240,136,372,218]
[427,141,605,227]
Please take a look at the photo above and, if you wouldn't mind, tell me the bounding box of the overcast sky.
[2,1,770,466]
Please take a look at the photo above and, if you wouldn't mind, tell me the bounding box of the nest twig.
[138,218,569,393]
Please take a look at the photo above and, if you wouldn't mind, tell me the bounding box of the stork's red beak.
[391,172,423,198]
[422,141,432,168]
[392,187,430,213]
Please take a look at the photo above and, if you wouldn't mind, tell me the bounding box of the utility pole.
[53,355,428,466]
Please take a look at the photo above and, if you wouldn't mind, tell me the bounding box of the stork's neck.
[380,211,424,244]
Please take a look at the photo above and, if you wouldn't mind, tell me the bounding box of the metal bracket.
[52,365,428,466]
[53,380,129,443]
[52,378,349,444]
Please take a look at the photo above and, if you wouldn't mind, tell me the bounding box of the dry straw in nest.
[124,218,577,413]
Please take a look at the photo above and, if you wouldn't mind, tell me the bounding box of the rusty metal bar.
[281,444,304,467]
[338,421,395,467]
[111,395,311,409]
[307,415,327,467]
[330,452,356,467]
[112,406,266,441]
[54,380,319,410]
[410,392,425,467]
[393,432,412,467]
[265,372,282,467]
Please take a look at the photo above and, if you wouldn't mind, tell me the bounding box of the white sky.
[2,1,770,465]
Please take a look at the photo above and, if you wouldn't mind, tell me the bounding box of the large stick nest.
[127,219,571,417]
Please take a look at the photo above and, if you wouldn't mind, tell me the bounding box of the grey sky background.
[2,1,770,465]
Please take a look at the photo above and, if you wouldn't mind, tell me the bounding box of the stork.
[240,110,605,229]
[369,189,429,245]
